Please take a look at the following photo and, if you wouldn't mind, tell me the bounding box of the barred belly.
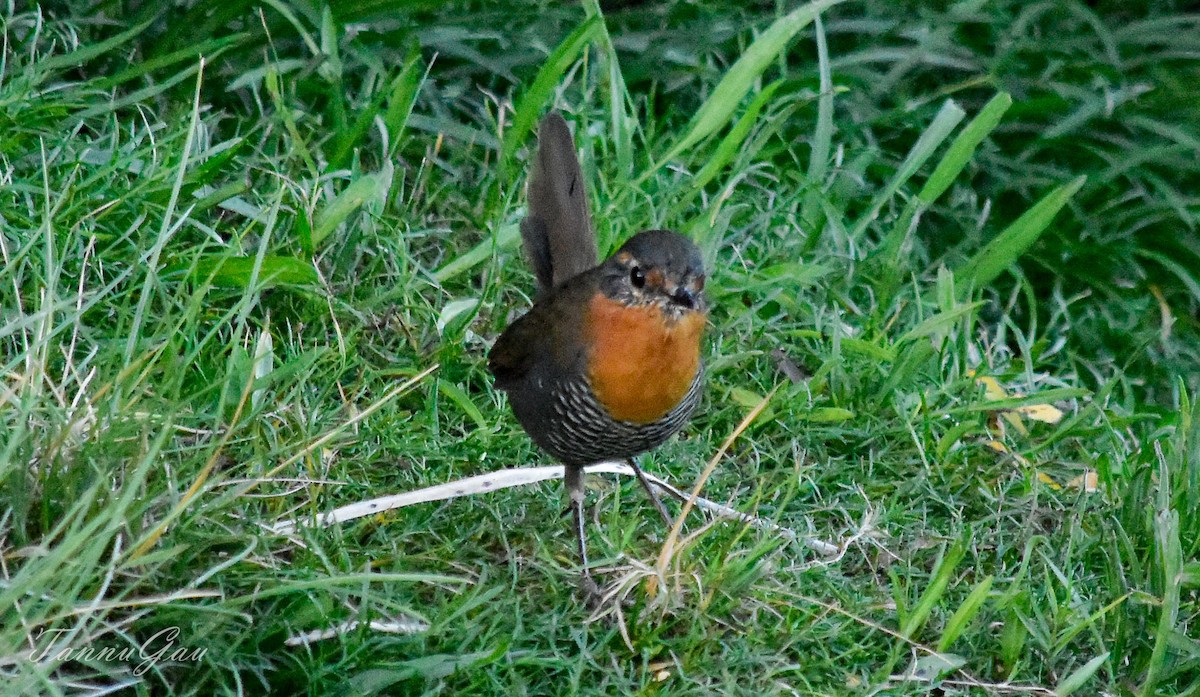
[536,369,703,466]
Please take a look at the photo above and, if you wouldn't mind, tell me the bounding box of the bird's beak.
[670,286,697,309]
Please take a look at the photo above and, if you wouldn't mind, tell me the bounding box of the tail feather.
[521,112,597,295]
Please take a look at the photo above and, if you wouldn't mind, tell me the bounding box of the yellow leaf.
[977,375,1064,427]
[1002,411,1029,436]
[983,439,1009,454]
[983,439,1030,466]
[1036,471,1062,490]
[1018,403,1064,424]
[1150,283,1173,343]
[976,375,1009,401]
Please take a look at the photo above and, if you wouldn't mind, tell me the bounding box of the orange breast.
[585,295,706,424]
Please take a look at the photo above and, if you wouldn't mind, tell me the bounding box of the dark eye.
[630,266,645,288]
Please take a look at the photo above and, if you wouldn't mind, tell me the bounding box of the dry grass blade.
[261,364,440,481]
[652,384,781,592]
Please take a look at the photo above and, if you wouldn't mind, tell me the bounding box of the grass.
[2,0,1198,694]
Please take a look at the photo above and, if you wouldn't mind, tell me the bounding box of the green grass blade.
[917,92,1013,205]
[799,13,835,237]
[644,0,845,178]
[500,18,601,177]
[264,62,319,176]
[901,537,967,639]
[807,13,834,185]
[869,93,1012,296]
[1142,448,1183,695]
[1137,249,1200,304]
[384,42,430,159]
[434,223,520,283]
[93,34,248,90]
[896,302,984,345]
[1056,652,1110,696]
[437,379,488,431]
[582,0,636,174]
[956,387,1090,414]
[124,61,205,365]
[38,18,155,74]
[937,575,993,652]
[176,256,319,288]
[954,175,1087,292]
[77,61,207,120]
[312,171,391,249]
[691,79,794,192]
[850,99,965,239]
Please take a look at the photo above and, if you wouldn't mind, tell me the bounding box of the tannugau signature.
[30,627,207,676]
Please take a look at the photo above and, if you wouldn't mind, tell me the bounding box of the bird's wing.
[488,305,548,387]
[488,280,589,388]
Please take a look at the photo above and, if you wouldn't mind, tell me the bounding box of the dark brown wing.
[488,274,592,388]
[520,112,597,296]
[488,308,546,387]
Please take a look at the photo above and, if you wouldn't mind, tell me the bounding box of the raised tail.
[520,112,598,296]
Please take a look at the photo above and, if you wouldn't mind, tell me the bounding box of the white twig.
[269,461,839,556]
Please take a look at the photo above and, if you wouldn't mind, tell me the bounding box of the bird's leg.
[564,465,600,597]
[627,457,674,527]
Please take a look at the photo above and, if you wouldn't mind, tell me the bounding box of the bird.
[488,111,708,594]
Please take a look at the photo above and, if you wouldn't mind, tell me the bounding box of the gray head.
[598,230,707,317]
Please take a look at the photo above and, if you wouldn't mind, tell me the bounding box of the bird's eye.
[630,266,646,288]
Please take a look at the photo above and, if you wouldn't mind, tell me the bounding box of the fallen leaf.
[649,660,672,682]
[1036,471,1062,490]
[983,439,1008,454]
[975,375,1064,429]
[976,375,1009,402]
[1018,403,1064,424]
[770,348,808,384]
[1066,470,1099,493]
